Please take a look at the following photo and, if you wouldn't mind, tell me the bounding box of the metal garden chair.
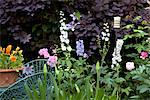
[0,59,54,99]
[0,72,54,100]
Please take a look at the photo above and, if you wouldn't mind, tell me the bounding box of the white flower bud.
[106,29,109,32]
[105,37,109,41]
[107,33,110,37]
[61,43,66,51]
[65,39,70,44]
[67,46,72,52]
[101,32,106,36]
[102,37,105,40]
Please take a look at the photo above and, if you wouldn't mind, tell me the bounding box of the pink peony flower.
[140,51,148,59]
[47,56,57,67]
[126,62,135,71]
[39,48,50,58]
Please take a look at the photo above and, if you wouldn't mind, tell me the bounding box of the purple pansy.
[23,65,34,75]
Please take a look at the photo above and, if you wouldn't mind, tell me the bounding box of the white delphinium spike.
[111,39,124,68]
[101,23,110,42]
[59,11,72,51]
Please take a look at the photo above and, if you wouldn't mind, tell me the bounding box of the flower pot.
[0,68,23,87]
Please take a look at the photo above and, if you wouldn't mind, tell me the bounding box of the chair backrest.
[20,59,53,78]
[0,72,54,100]
[23,59,48,73]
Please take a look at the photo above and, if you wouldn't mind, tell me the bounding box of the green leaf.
[75,11,80,20]
[124,24,134,29]
[55,66,59,75]
[57,71,63,81]
[130,95,140,99]
[32,85,39,100]
[43,64,47,74]
[75,84,80,93]
[137,85,150,93]
[95,88,104,100]
[66,60,72,68]
[109,95,117,100]
[38,79,46,100]
[121,87,132,96]
[115,77,125,83]
[133,16,142,22]
[25,83,34,100]
[96,61,100,72]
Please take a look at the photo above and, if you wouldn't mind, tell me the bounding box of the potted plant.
[0,45,24,87]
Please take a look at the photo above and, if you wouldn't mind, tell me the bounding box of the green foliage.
[123,16,150,65]
[130,64,150,97]
[122,16,150,98]
[25,64,117,100]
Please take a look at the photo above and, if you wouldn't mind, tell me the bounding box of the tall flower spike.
[76,39,88,58]
[59,11,77,52]
[101,23,110,42]
[111,39,124,68]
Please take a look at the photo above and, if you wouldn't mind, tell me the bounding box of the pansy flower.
[23,65,34,75]
[10,55,17,62]
[5,45,12,55]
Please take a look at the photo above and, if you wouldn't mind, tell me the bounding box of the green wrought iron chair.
[0,72,54,100]
[0,59,53,96]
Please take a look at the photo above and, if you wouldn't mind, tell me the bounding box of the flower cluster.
[66,13,79,31]
[38,48,57,67]
[101,23,110,41]
[0,45,24,69]
[39,48,50,58]
[59,11,72,51]
[140,51,149,59]
[76,39,88,58]
[111,39,124,68]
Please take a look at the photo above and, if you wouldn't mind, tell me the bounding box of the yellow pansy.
[18,50,23,54]
[12,51,17,54]
[16,47,20,51]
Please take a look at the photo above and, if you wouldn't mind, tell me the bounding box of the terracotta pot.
[0,68,23,87]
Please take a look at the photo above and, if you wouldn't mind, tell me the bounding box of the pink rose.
[126,62,135,71]
[140,51,148,59]
[39,48,50,58]
[47,56,57,67]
